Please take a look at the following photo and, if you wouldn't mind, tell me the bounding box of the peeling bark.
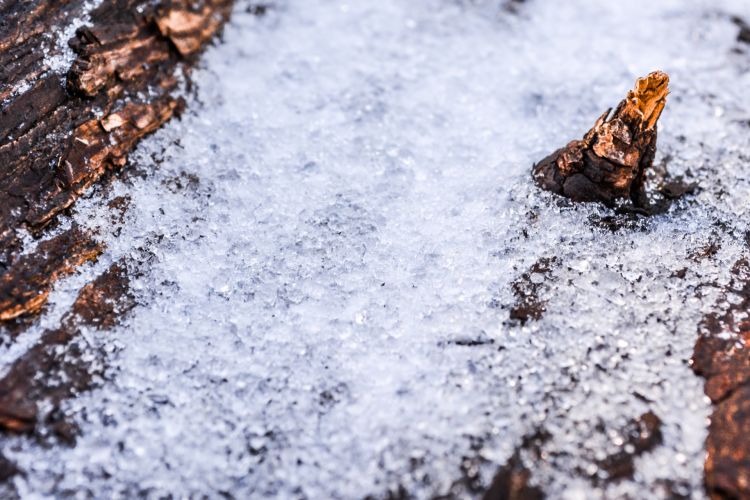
[0,0,233,324]
[532,72,683,210]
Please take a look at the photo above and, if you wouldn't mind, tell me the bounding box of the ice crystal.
[3,0,750,498]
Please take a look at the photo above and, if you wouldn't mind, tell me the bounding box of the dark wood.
[0,261,135,439]
[691,259,750,499]
[0,0,234,485]
[0,0,233,321]
[532,72,670,209]
[0,226,102,321]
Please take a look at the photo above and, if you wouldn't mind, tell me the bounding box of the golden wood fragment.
[533,71,671,209]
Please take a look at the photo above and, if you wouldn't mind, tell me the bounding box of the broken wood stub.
[532,72,669,207]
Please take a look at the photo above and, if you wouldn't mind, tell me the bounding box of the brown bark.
[0,261,135,439]
[0,2,233,482]
[532,72,672,209]
[0,227,102,321]
[691,259,750,499]
[0,0,233,322]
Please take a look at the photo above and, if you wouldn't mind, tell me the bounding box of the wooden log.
[0,0,233,321]
[0,261,135,440]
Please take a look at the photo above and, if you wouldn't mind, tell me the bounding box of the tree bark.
[0,0,235,482]
[0,0,233,321]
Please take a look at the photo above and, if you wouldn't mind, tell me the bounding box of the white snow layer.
[4,0,750,498]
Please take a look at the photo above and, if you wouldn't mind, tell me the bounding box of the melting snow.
[4,0,750,498]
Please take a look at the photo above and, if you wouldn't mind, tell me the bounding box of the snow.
[4,0,750,498]
[43,0,104,75]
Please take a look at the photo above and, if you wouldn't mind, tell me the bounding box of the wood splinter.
[532,71,682,210]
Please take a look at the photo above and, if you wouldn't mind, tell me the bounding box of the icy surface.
[4,0,750,498]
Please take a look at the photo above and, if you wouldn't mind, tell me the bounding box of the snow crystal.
[4,0,750,498]
[44,0,104,75]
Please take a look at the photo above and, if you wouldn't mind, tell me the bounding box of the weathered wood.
[532,72,671,209]
[0,3,233,484]
[0,0,233,322]
[0,227,102,321]
[691,258,750,499]
[0,261,135,438]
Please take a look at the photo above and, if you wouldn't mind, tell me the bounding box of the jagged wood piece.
[532,71,669,208]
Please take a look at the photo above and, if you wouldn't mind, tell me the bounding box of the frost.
[4,0,750,498]
[44,0,104,75]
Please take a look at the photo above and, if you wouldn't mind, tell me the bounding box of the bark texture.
[532,72,669,208]
[0,261,135,439]
[0,0,233,484]
[0,0,233,321]
[0,227,102,321]
[692,259,750,499]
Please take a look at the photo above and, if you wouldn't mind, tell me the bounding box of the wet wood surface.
[692,258,750,499]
